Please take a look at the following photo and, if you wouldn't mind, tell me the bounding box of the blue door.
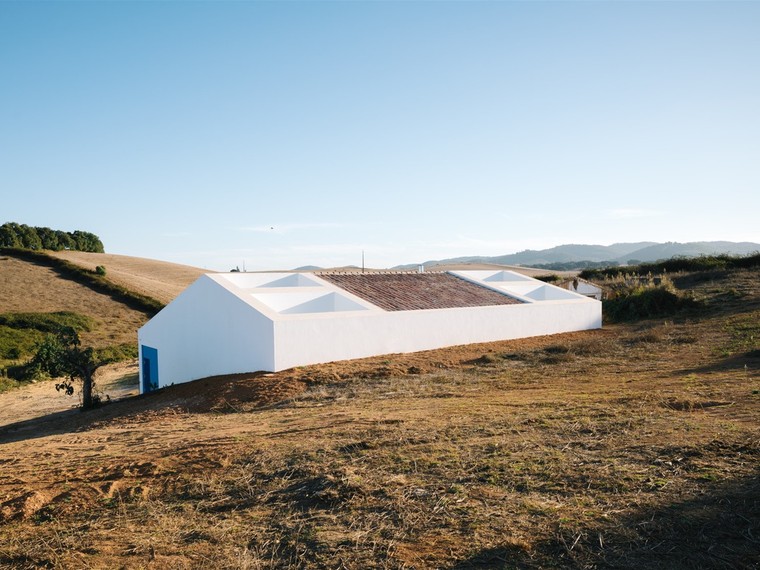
[141,345,159,393]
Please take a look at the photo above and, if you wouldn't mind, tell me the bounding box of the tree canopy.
[31,327,108,410]
[0,222,104,252]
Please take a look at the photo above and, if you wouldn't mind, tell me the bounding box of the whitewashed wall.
[138,271,602,393]
[272,299,601,371]
[138,276,275,392]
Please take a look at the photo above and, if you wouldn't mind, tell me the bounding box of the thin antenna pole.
[362,250,365,273]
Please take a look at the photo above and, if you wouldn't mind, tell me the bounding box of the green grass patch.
[0,312,95,363]
[0,325,44,361]
[95,343,139,363]
[0,311,123,381]
[722,312,760,357]
[0,311,95,333]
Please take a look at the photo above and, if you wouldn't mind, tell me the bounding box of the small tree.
[31,327,105,410]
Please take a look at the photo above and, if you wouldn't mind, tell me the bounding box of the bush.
[603,284,701,322]
[5,361,37,381]
[95,265,107,276]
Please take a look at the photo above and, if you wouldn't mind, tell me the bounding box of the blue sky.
[2,1,758,271]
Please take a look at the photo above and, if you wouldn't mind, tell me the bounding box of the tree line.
[579,252,760,280]
[0,222,104,253]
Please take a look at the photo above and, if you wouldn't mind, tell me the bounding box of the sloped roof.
[318,272,522,311]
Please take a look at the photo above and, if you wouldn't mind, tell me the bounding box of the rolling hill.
[0,250,209,372]
[395,240,760,269]
[49,251,207,305]
[0,254,150,350]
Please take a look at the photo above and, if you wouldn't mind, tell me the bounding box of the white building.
[556,277,604,300]
[137,270,602,393]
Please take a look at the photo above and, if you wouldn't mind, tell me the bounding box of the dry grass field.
[49,251,207,305]
[0,265,758,569]
[0,255,148,349]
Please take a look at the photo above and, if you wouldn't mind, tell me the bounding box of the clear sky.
[2,1,758,271]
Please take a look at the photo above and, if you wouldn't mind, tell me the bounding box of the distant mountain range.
[394,241,760,270]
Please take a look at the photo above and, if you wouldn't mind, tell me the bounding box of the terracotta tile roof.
[319,272,522,311]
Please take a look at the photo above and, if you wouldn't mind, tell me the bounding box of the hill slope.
[49,251,207,305]
[0,255,149,349]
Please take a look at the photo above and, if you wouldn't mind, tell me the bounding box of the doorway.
[141,345,159,393]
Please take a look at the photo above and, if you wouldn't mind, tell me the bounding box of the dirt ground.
[0,269,758,569]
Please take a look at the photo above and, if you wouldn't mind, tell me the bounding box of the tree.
[69,230,105,253]
[17,224,42,250]
[0,222,22,247]
[35,226,61,250]
[0,222,104,252]
[55,230,75,250]
[31,327,106,410]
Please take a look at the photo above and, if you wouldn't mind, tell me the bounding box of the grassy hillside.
[0,254,151,365]
[49,250,206,305]
[0,265,757,568]
[0,250,196,384]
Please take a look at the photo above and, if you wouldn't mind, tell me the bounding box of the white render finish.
[138,270,602,393]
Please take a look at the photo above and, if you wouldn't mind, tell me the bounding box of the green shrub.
[94,343,138,363]
[0,325,44,363]
[604,285,701,322]
[5,361,37,381]
[95,265,107,276]
[535,274,562,283]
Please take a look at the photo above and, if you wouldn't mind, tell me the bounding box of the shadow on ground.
[0,371,298,445]
[678,350,760,375]
[453,469,760,569]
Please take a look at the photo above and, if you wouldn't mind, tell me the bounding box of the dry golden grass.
[0,255,148,348]
[0,268,757,569]
[49,251,206,305]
